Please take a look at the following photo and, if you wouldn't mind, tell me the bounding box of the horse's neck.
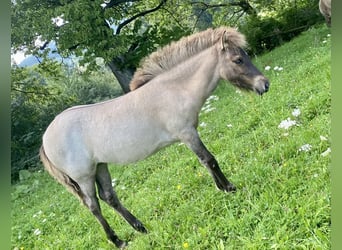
[144,46,221,114]
[179,46,221,105]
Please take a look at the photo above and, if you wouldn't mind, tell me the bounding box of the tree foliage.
[12,0,324,75]
[238,0,323,54]
[11,63,65,182]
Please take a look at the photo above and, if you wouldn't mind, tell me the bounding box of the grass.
[11,24,331,250]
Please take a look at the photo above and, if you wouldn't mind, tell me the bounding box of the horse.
[319,0,331,27]
[40,26,269,248]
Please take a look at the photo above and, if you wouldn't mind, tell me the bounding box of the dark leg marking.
[96,163,147,233]
[76,179,127,248]
[181,129,236,192]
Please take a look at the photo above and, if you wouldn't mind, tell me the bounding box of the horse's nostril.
[265,81,270,91]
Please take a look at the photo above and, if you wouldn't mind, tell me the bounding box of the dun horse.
[40,27,269,248]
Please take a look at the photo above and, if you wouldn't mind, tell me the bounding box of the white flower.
[201,104,210,111]
[202,95,219,114]
[203,107,216,113]
[33,228,41,236]
[327,34,331,37]
[292,108,301,117]
[278,118,297,130]
[299,144,312,152]
[227,124,233,128]
[320,135,328,141]
[321,147,331,157]
[205,95,219,105]
[207,95,219,101]
[33,210,43,218]
[199,122,207,127]
[277,67,283,71]
[111,178,117,187]
[274,66,279,70]
[265,66,271,71]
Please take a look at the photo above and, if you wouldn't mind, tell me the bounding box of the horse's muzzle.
[255,76,270,95]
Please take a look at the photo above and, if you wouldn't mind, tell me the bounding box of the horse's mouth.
[255,79,270,95]
[256,87,268,96]
[256,89,264,95]
[230,78,269,95]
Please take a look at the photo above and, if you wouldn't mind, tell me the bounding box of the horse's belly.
[93,129,176,165]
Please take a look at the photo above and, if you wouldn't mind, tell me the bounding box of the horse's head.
[218,31,269,95]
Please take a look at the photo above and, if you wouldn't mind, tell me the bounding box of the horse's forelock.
[129,27,246,91]
[222,28,247,49]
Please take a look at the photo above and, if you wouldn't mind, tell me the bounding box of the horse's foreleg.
[76,178,127,248]
[96,163,148,233]
[180,129,236,192]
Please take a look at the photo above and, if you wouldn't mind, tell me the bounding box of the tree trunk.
[108,59,135,93]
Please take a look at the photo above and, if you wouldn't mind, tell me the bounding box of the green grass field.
[11,24,331,250]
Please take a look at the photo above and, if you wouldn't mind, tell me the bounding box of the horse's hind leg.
[180,128,236,192]
[95,163,147,233]
[76,177,127,248]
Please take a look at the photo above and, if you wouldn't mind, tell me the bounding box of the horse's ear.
[221,30,230,50]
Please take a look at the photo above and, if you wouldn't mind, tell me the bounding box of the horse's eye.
[234,58,243,65]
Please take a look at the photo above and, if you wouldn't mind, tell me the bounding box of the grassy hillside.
[11,24,331,250]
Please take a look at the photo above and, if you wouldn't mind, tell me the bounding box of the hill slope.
[12,24,331,249]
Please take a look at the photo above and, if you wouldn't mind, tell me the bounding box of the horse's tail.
[39,145,83,200]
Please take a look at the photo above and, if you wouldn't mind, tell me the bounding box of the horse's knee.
[98,189,110,201]
[97,188,106,201]
[199,155,218,170]
[99,191,121,209]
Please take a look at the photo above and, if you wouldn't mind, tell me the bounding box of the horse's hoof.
[118,241,128,249]
[216,183,236,193]
[226,185,237,192]
[133,221,148,233]
[108,238,127,249]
